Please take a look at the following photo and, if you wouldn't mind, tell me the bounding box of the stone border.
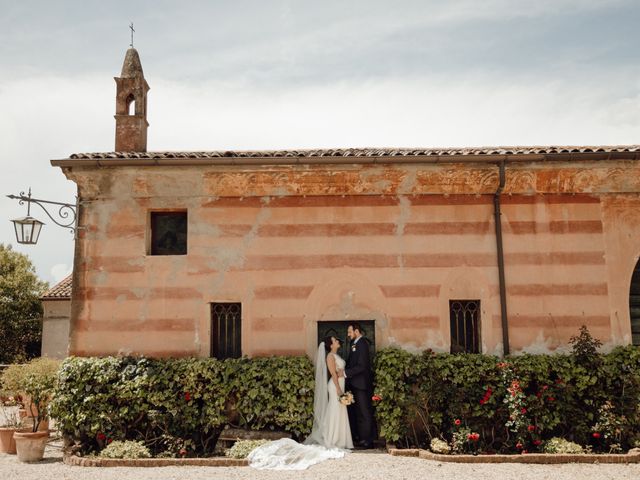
[63,455,248,467]
[387,447,640,464]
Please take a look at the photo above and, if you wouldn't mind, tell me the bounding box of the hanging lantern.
[11,215,45,245]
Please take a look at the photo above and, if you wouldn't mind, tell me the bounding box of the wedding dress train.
[248,345,352,470]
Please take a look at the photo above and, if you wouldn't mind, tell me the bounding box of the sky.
[1,0,639,286]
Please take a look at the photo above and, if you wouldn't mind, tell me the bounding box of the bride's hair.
[323,336,335,354]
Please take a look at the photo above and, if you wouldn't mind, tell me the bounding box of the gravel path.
[2,444,640,480]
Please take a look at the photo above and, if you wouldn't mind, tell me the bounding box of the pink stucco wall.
[59,161,640,358]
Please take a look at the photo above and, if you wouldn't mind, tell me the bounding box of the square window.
[449,299,481,353]
[150,211,187,255]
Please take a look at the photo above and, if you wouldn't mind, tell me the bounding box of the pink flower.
[520,408,527,414]
[516,442,523,450]
[454,419,461,426]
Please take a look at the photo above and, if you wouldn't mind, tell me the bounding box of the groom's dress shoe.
[353,442,374,450]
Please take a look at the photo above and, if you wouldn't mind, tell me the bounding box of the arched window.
[631,259,640,346]
[125,94,135,115]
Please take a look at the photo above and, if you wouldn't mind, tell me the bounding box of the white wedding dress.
[247,345,353,470]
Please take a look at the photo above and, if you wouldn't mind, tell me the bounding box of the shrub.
[100,440,151,459]
[225,439,269,459]
[429,438,451,454]
[1,358,59,431]
[543,437,584,454]
[373,344,640,453]
[50,355,314,457]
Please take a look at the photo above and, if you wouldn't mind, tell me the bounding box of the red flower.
[467,433,480,442]
[533,439,542,446]
[542,385,549,391]
[107,438,113,444]
[527,425,536,432]
[179,448,187,456]
[522,450,528,454]
[372,395,382,402]
[454,419,461,426]
[184,392,192,402]
[480,387,493,405]
[547,396,555,402]
[97,432,106,442]
[516,442,523,450]
[520,408,527,414]
[592,432,601,439]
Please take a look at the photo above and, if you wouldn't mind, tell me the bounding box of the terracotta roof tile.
[68,145,640,161]
[42,274,72,300]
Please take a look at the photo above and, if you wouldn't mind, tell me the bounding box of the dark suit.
[345,337,375,447]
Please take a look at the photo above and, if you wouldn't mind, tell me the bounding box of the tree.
[0,244,48,363]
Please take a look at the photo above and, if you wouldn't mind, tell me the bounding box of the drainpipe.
[494,160,510,356]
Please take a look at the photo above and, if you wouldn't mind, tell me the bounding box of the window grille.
[211,303,241,359]
[449,300,480,353]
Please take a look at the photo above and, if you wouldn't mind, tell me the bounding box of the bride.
[247,336,353,470]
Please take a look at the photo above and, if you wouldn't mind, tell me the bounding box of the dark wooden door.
[316,320,375,363]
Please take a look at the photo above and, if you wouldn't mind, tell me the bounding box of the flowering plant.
[100,440,151,459]
[339,391,354,406]
[592,401,625,453]
[430,437,451,454]
[451,420,480,454]
[226,439,269,459]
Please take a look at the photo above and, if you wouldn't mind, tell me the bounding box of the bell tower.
[114,47,149,152]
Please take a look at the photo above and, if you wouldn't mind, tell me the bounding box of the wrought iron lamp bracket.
[7,189,82,236]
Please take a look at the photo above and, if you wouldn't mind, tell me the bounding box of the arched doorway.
[631,259,640,346]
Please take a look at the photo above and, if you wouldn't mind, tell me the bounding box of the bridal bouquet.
[339,391,354,405]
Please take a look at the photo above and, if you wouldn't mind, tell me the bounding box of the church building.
[51,47,640,359]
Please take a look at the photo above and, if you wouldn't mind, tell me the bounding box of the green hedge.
[373,345,640,453]
[50,356,314,457]
[50,338,640,456]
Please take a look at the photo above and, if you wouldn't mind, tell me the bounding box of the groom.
[343,322,375,449]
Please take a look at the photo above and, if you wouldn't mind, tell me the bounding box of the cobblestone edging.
[63,455,249,467]
[387,448,640,464]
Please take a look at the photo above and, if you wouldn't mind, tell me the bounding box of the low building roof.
[41,275,72,300]
[52,145,640,168]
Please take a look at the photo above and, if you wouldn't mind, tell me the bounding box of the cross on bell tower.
[114,32,149,152]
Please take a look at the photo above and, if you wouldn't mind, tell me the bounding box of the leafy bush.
[50,355,314,457]
[543,437,584,454]
[225,439,269,459]
[373,343,640,453]
[99,440,151,459]
[1,358,59,431]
